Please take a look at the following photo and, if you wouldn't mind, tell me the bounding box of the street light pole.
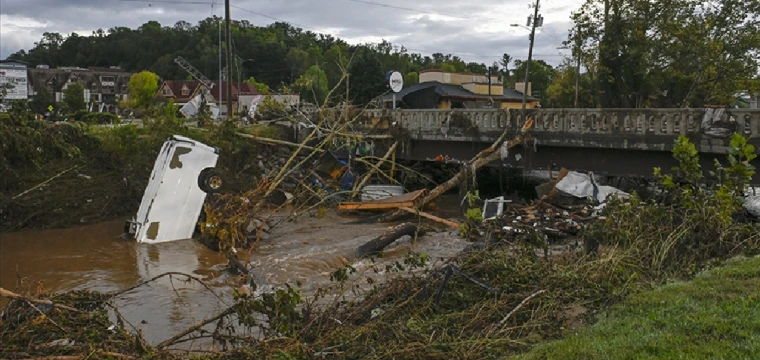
[225,0,233,118]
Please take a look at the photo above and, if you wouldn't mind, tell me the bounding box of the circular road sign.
[388,71,403,93]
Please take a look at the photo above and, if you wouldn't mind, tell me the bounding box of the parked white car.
[125,135,225,244]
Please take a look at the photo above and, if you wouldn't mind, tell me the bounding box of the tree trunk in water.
[356,222,421,258]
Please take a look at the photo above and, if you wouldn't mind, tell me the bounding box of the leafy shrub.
[587,134,759,275]
[256,95,288,120]
[81,112,120,125]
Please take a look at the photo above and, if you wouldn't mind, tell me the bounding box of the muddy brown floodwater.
[0,197,469,351]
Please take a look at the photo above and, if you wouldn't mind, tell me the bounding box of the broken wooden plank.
[399,206,460,228]
[338,189,426,211]
[339,201,416,210]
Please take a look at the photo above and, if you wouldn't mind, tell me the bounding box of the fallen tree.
[379,116,534,224]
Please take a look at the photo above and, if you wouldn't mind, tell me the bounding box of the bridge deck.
[331,108,760,185]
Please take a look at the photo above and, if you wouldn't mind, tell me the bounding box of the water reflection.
[0,219,231,347]
[1,199,470,348]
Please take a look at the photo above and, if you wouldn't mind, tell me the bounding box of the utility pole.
[487,67,492,96]
[520,0,542,117]
[574,41,581,108]
[237,56,241,104]
[225,0,233,117]
[218,18,222,110]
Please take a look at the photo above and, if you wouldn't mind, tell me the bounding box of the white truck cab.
[125,135,225,244]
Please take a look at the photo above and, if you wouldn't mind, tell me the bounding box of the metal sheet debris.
[555,171,629,204]
[744,196,760,218]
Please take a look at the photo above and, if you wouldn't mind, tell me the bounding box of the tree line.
[8,0,760,109]
[8,18,527,107]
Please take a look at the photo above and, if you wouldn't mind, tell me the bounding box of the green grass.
[516,256,760,360]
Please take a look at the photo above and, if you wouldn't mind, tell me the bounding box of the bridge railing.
[358,108,760,138]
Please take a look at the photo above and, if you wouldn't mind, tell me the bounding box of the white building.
[0,60,29,103]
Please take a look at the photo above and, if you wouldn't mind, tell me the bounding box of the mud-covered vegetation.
[2,130,758,359]
[0,102,286,232]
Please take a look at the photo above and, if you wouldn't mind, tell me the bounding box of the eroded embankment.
[0,113,294,232]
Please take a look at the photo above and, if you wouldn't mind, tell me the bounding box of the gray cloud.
[0,0,581,66]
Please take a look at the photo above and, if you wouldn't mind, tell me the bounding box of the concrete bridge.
[346,108,760,185]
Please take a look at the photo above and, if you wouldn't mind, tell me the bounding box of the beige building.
[382,69,539,110]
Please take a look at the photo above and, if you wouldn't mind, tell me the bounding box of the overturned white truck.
[124,135,225,244]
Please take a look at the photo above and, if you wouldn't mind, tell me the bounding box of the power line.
[119,0,212,4]
[115,0,568,61]
[345,0,470,19]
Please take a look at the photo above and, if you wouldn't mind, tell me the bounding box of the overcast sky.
[0,0,580,67]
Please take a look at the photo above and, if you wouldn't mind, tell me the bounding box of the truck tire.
[198,168,226,194]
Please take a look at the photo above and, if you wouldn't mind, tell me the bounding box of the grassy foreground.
[517,255,760,360]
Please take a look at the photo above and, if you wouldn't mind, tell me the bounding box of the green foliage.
[544,60,596,108]
[404,71,419,86]
[127,70,159,108]
[458,190,483,239]
[0,105,273,232]
[595,134,758,276]
[500,53,514,82]
[512,59,557,99]
[0,110,86,189]
[570,0,760,107]
[234,284,304,337]
[518,256,760,360]
[245,76,270,95]
[714,133,758,197]
[0,83,13,101]
[62,81,86,112]
[256,95,287,120]
[346,47,387,106]
[80,112,120,125]
[29,86,54,114]
[440,63,456,72]
[294,65,328,105]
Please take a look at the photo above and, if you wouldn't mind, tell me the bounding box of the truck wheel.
[199,168,226,194]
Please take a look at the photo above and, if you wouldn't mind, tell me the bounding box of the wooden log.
[356,222,421,258]
[398,207,460,228]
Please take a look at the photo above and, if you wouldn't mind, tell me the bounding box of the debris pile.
[0,289,145,359]
[495,201,593,240]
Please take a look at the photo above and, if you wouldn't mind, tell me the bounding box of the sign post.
[387,71,403,109]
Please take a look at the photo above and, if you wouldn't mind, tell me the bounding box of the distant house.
[27,66,132,113]
[380,69,539,110]
[155,80,258,115]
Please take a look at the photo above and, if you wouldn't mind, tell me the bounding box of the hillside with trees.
[8,0,760,109]
[7,18,511,106]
